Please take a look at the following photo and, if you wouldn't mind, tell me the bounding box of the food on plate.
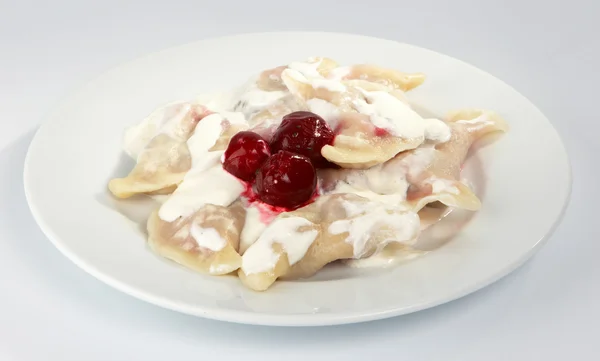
[108,57,507,291]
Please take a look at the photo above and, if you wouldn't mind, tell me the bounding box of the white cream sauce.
[241,216,319,275]
[328,199,420,258]
[190,223,226,251]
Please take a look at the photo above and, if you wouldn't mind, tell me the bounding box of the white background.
[0,0,598,360]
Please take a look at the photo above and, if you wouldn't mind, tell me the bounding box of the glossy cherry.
[270,111,335,168]
[255,151,317,209]
[223,131,271,181]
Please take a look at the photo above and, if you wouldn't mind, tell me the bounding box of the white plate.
[24,32,571,326]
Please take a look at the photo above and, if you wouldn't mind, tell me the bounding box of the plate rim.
[23,31,573,326]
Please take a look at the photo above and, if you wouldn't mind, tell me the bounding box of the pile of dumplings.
[108,58,508,291]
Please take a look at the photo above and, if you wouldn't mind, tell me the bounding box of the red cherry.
[255,151,317,209]
[270,111,335,168]
[223,131,271,181]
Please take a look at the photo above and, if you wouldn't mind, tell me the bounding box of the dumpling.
[238,212,321,291]
[280,66,355,114]
[280,67,430,169]
[147,202,246,275]
[256,57,339,91]
[157,112,247,223]
[288,194,420,278]
[109,134,192,198]
[238,194,420,291]
[257,65,288,91]
[320,109,507,212]
[247,94,309,141]
[108,102,210,198]
[321,112,424,169]
[208,121,249,151]
[342,79,409,104]
[289,57,340,78]
[334,64,426,92]
[405,109,508,211]
[122,102,209,160]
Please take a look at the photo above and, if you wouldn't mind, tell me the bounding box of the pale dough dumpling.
[280,74,425,169]
[278,59,429,169]
[147,202,246,275]
[108,103,209,198]
[257,57,339,92]
[319,109,507,212]
[237,202,322,291]
[321,112,424,169]
[257,65,288,91]
[336,64,426,92]
[208,122,249,151]
[405,109,508,211]
[247,94,309,141]
[109,134,191,198]
[280,69,356,113]
[238,194,420,291]
[342,79,409,104]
